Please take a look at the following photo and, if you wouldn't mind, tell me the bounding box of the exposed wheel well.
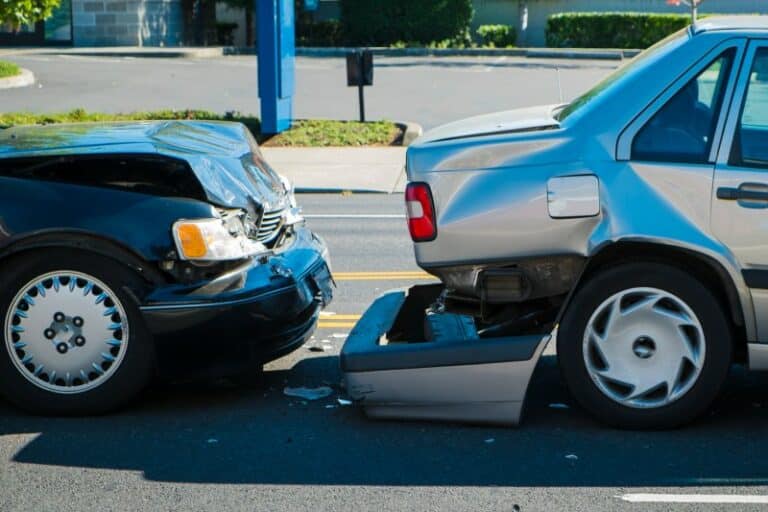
[565,242,748,362]
[0,234,167,298]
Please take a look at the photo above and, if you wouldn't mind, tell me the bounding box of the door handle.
[717,183,768,202]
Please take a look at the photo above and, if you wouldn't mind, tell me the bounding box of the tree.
[0,0,61,31]
[666,0,704,24]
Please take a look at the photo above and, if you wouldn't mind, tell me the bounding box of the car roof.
[0,120,253,159]
[693,15,768,35]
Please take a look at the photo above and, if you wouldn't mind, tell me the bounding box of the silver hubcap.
[582,287,705,409]
[4,271,129,394]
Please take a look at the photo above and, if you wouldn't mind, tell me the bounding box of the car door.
[712,39,768,341]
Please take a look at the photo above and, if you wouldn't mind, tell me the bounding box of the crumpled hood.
[0,120,289,211]
[415,104,561,145]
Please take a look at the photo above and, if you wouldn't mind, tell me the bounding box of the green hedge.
[296,19,344,46]
[546,12,691,49]
[476,24,517,48]
[340,0,474,46]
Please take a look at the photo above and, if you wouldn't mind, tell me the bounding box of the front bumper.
[139,227,333,377]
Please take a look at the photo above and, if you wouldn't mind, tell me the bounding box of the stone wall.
[72,0,184,46]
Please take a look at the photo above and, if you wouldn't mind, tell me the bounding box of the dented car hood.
[0,121,289,210]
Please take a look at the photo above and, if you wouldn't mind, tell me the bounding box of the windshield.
[555,27,691,121]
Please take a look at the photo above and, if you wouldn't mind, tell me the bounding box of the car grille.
[256,208,285,244]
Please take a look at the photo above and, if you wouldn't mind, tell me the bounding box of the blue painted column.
[257,0,295,134]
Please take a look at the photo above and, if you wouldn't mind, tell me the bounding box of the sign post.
[346,49,373,122]
[257,0,295,134]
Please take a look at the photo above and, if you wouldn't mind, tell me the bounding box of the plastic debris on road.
[565,454,578,460]
[548,403,570,409]
[283,386,333,401]
[337,398,353,406]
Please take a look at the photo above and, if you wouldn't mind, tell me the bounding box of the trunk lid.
[415,104,561,145]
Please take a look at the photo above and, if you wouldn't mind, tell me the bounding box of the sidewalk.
[261,147,407,194]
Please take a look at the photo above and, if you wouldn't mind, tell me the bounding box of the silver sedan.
[401,16,768,428]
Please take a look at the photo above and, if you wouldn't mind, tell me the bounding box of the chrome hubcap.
[582,287,705,409]
[4,271,129,394]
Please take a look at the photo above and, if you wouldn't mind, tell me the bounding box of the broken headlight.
[172,212,269,261]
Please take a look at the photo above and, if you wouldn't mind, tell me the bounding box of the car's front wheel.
[558,262,732,429]
[0,250,154,415]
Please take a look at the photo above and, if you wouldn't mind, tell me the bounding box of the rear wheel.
[558,263,732,429]
[0,250,154,415]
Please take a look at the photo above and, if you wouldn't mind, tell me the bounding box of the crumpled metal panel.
[0,120,289,211]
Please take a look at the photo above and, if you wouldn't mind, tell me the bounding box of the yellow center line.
[317,321,358,328]
[319,313,362,320]
[334,271,435,281]
[318,313,362,329]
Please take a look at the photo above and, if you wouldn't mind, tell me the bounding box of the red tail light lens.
[405,182,437,242]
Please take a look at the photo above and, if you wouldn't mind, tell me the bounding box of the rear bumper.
[139,227,333,377]
[340,285,549,426]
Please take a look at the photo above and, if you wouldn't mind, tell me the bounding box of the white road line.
[304,214,405,219]
[620,494,768,504]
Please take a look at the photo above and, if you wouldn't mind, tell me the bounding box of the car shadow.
[4,354,768,487]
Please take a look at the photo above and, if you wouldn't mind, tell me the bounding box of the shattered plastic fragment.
[283,386,333,401]
[337,398,352,406]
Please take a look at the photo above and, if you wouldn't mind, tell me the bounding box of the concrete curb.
[0,68,35,89]
[400,122,423,146]
[0,46,641,61]
[293,46,641,60]
[0,47,226,59]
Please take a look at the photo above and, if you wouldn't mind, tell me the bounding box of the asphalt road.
[0,54,616,129]
[1,193,768,511]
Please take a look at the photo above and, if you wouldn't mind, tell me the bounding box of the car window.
[556,28,690,122]
[731,47,768,168]
[632,49,735,164]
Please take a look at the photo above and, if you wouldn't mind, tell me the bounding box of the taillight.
[405,182,437,242]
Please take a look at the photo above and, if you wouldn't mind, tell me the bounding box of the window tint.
[632,49,735,163]
[731,48,768,168]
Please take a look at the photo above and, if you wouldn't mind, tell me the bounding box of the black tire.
[558,262,732,429]
[0,249,155,415]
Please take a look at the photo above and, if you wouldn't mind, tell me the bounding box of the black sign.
[346,50,374,87]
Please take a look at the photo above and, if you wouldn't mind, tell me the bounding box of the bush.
[296,19,344,47]
[476,24,516,48]
[340,0,474,46]
[546,12,691,49]
[0,60,20,78]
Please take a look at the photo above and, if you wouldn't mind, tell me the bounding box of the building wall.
[216,3,247,47]
[72,0,183,46]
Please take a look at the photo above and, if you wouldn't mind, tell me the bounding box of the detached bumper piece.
[340,285,550,426]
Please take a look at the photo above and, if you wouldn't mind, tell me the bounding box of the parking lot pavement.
[0,54,617,129]
[1,193,768,511]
